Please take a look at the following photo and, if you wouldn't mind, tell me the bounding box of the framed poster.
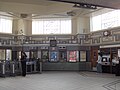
[50,52,58,62]
[68,51,77,62]
[80,51,86,61]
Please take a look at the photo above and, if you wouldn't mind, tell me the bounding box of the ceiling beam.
[49,0,118,9]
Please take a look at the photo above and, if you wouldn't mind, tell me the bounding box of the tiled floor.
[0,71,120,90]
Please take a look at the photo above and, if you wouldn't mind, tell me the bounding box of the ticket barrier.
[26,61,34,73]
[14,61,21,76]
[0,61,5,77]
[26,60,42,74]
[10,61,15,76]
[36,60,42,74]
[5,61,17,77]
[0,60,42,77]
[0,61,21,77]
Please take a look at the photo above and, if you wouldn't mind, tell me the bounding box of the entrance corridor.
[0,71,120,90]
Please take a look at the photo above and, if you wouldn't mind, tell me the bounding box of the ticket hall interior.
[0,0,120,90]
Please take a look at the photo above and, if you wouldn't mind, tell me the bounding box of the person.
[96,52,102,73]
[21,51,27,77]
[115,57,120,76]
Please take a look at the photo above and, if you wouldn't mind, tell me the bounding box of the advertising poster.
[69,51,77,62]
[50,52,57,62]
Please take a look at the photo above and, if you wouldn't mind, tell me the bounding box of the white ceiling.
[50,0,120,9]
[0,0,55,6]
[0,0,114,19]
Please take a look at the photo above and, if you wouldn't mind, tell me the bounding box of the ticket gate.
[0,61,5,77]
[26,60,42,74]
[0,61,17,77]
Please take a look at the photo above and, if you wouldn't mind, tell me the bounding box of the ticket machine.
[101,55,110,65]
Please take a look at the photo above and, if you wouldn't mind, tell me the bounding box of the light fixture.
[73,3,97,9]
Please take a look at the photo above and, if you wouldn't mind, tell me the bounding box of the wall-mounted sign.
[103,31,111,36]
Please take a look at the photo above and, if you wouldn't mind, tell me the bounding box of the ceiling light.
[73,3,97,9]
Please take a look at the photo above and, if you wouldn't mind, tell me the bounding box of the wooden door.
[91,47,99,68]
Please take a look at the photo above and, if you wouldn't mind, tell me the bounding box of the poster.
[69,51,77,62]
[50,52,57,62]
[80,51,86,61]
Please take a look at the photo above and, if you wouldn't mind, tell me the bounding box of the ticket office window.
[30,51,37,59]
[0,49,5,61]
[6,49,12,61]
[59,51,67,62]
[41,50,49,59]
[0,49,12,61]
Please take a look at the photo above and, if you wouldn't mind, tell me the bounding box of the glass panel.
[25,52,29,59]
[91,10,120,31]
[118,49,120,57]
[6,49,12,61]
[0,16,12,33]
[18,51,21,61]
[30,51,37,59]
[0,49,5,60]
[32,18,71,34]
[59,51,67,62]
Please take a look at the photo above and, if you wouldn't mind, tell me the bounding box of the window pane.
[43,20,60,34]
[32,18,71,34]
[0,17,12,33]
[0,49,5,60]
[91,10,120,31]
[101,10,118,29]
[61,20,71,34]
[92,15,101,31]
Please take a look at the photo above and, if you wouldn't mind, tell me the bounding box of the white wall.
[12,19,18,34]
[72,17,77,34]
[12,19,32,35]
[72,17,90,34]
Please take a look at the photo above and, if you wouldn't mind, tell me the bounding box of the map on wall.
[80,51,86,61]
